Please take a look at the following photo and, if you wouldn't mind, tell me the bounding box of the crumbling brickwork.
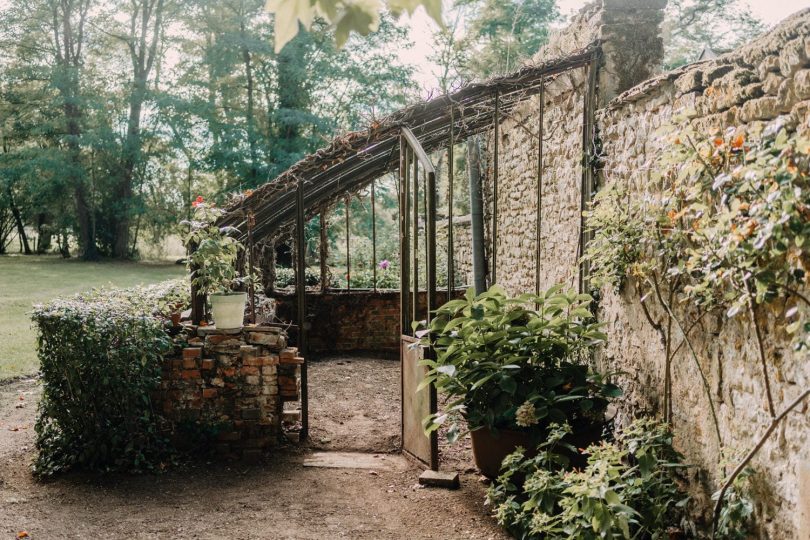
[156,325,302,461]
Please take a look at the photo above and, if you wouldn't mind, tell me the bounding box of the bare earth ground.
[0,357,507,540]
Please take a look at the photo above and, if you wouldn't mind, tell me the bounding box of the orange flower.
[731,134,745,149]
[714,137,724,147]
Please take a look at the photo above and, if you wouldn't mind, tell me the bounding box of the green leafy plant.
[182,196,257,296]
[419,285,618,442]
[32,284,178,476]
[712,467,755,540]
[487,419,691,540]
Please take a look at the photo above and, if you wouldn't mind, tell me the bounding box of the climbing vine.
[583,117,810,535]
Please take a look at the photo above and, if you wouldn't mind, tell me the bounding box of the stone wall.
[437,214,474,287]
[156,324,302,461]
[484,1,810,536]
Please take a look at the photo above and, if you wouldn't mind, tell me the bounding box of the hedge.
[31,280,186,476]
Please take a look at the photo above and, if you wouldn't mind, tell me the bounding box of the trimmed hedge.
[31,281,185,476]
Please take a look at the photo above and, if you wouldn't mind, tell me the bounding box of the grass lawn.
[0,254,184,380]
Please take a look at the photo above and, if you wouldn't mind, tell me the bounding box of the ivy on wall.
[583,117,810,536]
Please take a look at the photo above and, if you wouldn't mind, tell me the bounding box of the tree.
[457,0,559,78]
[663,0,765,68]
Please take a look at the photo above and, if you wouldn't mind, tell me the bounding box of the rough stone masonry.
[483,1,810,536]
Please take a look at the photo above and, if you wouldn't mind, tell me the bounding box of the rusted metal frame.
[224,48,600,238]
[295,178,309,440]
[345,195,351,291]
[447,107,455,295]
[245,204,257,324]
[412,151,419,325]
[400,138,412,337]
[319,209,328,291]
[425,160,439,471]
[492,89,500,286]
[535,80,545,297]
[578,50,600,295]
[371,180,377,291]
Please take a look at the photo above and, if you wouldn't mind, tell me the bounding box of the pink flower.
[378,259,390,270]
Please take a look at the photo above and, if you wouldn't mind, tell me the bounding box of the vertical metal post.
[400,140,411,335]
[246,208,256,324]
[295,179,308,440]
[371,180,377,291]
[492,89,500,285]
[319,210,328,291]
[425,166,439,471]
[412,153,419,325]
[447,113,454,296]
[345,196,351,291]
[579,52,599,295]
[535,80,545,297]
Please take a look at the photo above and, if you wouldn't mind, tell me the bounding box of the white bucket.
[209,292,247,330]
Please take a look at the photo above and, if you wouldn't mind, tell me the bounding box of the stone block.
[183,347,202,359]
[739,96,782,122]
[240,366,259,376]
[211,377,225,388]
[779,38,809,77]
[675,70,703,94]
[245,375,260,385]
[201,358,215,370]
[181,369,201,380]
[795,69,810,100]
[242,408,262,420]
[182,357,198,369]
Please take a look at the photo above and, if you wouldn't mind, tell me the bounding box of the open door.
[399,127,439,470]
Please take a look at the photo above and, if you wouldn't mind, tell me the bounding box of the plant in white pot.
[182,196,258,330]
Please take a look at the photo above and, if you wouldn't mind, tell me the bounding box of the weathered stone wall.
[437,214,474,287]
[485,1,810,536]
[156,325,302,461]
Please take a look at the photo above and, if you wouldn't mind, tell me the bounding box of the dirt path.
[0,359,507,540]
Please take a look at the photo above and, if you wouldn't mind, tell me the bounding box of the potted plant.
[418,285,621,478]
[182,196,257,330]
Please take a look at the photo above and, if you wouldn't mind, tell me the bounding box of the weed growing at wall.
[32,283,180,476]
[487,418,691,539]
[583,118,810,535]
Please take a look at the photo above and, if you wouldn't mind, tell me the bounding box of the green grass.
[0,254,184,380]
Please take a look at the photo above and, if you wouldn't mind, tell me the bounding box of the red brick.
[182,357,198,369]
[240,366,259,376]
[243,356,263,366]
[202,388,218,399]
[183,347,202,359]
[201,358,215,370]
[181,369,201,379]
[206,334,233,345]
[280,355,304,365]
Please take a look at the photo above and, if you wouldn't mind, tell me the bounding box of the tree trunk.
[7,187,31,255]
[112,0,165,258]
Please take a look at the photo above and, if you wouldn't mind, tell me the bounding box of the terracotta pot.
[470,427,534,479]
[170,311,182,327]
[470,420,610,478]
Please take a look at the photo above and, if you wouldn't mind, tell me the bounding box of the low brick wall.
[156,324,302,461]
[272,289,460,357]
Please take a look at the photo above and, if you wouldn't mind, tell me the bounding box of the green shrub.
[274,266,321,288]
[32,283,177,476]
[487,418,691,539]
